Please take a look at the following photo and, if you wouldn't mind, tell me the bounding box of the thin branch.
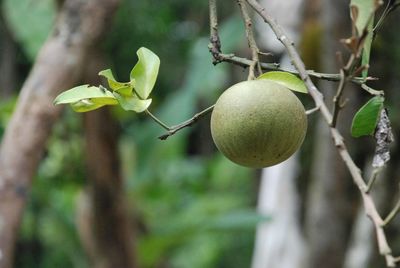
[330,1,381,127]
[383,193,400,226]
[394,256,400,263]
[214,52,376,84]
[157,105,215,140]
[331,0,384,126]
[361,83,384,96]
[366,167,381,193]
[305,106,320,115]
[145,109,170,131]
[330,57,360,128]
[373,0,400,36]
[331,69,347,127]
[208,0,222,64]
[244,0,396,266]
[237,0,262,79]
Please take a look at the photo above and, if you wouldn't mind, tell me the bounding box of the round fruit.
[210,79,307,168]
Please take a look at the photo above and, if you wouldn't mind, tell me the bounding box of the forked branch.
[244,0,397,266]
[146,106,215,140]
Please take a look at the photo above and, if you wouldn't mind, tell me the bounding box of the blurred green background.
[0,0,263,267]
[2,1,400,268]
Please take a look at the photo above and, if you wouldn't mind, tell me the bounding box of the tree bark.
[76,51,136,268]
[252,1,308,267]
[304,1,354,267]
[77,109,136,268]
[251,155,308,268]
[0,1,119,267]
[305,114,351,268]
[0,5,17,97]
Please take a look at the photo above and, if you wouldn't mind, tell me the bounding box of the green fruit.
[210,79,307,168]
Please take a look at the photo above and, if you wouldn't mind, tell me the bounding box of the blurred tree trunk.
[252,1,307,267]
[76,51,136,268]
[305,113,352,268]
[0,5,17,97]
[78,110,136,268]
[0,1,119,267]
[251,155,308,268]
[304,1,355,267]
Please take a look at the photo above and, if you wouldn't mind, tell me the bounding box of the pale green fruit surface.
[210,79,307,168]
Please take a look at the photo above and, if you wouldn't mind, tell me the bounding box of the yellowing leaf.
[54,85,116,105]
[98,69,134,94]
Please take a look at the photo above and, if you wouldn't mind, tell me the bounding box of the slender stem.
[158,105,215,140]
[145,109,170,131]
[244,0,396,266]
[373,0,391,34]
[306,106,320,115]
[383,194,400,226]
[366,167,381,193]
[237,0,261,79]
[361,83,384,96]
[214,52,375,84]
[331,69,347,127]
[331,50,360,127]
[373,0,400,36]
[208,0,222,63]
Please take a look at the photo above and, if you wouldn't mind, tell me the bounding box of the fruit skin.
[210,79,307,168]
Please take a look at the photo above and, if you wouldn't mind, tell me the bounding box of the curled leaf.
[130,47,160,99]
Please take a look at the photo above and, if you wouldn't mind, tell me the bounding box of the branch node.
[157,105,214,140]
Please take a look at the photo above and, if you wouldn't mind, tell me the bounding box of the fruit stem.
[158,105,215,140]
[145,105,215,140]
[145,109,170,131]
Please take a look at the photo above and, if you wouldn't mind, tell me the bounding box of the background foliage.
[1,0,400,267]
[1,0,263,267]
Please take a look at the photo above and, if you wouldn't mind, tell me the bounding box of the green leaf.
[114,93,152,113]
[54,85,117,105]
[361,19,373,79]
[350,0,375,35]
[350,0,375,78]
[4,0,55,59]
[351,96,384,137]
[257,71,308,93]
[130,47,160,99]
[98,69,134,95]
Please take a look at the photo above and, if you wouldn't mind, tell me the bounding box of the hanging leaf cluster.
[348,1,390,139]
[54,47,160,113]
